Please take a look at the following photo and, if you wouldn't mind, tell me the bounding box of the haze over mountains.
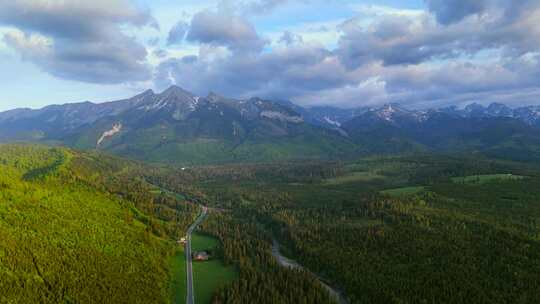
[2,86,540,164]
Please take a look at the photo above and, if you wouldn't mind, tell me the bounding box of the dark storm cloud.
[0,0,155,84]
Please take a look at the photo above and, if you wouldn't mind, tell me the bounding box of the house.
[177,237,187,245]
[192,251,210,261]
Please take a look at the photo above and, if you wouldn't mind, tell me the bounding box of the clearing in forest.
[192,233,237,304]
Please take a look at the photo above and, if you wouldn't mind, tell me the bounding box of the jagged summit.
[140,89,155,96]
[3,86,540,165]
[160,85,196,99]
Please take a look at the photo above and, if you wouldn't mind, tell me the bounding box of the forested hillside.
[166,155,540,304]
[3,144,540,303]
[0,144,197,303]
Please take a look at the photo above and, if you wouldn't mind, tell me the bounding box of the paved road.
[272,239,348,304]
[185,206,208,304]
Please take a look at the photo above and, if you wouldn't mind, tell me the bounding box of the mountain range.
[2,86,540,164]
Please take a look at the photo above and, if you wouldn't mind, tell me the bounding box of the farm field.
[191,232,238,304]
[193,260,237,304]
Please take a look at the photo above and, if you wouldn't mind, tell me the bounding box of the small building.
[177,237,187,245]
[193,251,209,261]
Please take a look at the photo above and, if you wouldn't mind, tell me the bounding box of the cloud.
[186,10,267,53]
[241,0,292,14]
[216,0,302,15]
[3,0,540,109]
[150,0,540,109]
[279,31,304,46]
[337,1,540,69]
[425,0,488,25]
[155,41,540,110]
[0,0,155,84]
[153,49,168,59]
[3,30,52,60]
[167,21,189,45]
[155,42,351,98]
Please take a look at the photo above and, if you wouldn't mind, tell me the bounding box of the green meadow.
[191,233,238,304]
[191,233,219,251]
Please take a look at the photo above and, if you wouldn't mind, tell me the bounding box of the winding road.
[186,206,208,304]
[272,239,348,304]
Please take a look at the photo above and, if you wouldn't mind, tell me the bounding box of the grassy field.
[451,174,524,184]
[191,233,219,251]
[191,233,237,304]
[170,249,187,304]
[193,260,237,304]
[380,186,425,197]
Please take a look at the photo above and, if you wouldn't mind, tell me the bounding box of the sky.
[0,0,539,112]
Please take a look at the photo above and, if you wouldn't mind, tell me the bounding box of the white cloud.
[3,29,52,60]
[0,0,155,84]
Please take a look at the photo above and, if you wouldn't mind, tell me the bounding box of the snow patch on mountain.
[260,111,304,123]
[97,123,122,147]
[377,104,397,121]
[323,116,341,127]
[145,98,168,111]
[413,111,430,122]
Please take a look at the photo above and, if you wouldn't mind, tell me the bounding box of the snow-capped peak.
[137,85,200,114]
[373,103,408,122]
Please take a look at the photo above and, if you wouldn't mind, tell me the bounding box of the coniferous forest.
[1,144,540,303]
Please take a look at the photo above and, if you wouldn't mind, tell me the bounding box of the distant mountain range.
[2,86,540,164]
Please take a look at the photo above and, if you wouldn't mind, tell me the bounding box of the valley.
[1,143,540,303]
[2,86,540,304]
[3,1,540,303]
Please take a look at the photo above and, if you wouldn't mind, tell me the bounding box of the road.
[185,206,208,304]
[272,239,348,304]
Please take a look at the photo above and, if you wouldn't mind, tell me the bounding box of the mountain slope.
[342,107,540,160]
[18,86,357,164]
[3,87,540,163]
[0,144,196,303]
